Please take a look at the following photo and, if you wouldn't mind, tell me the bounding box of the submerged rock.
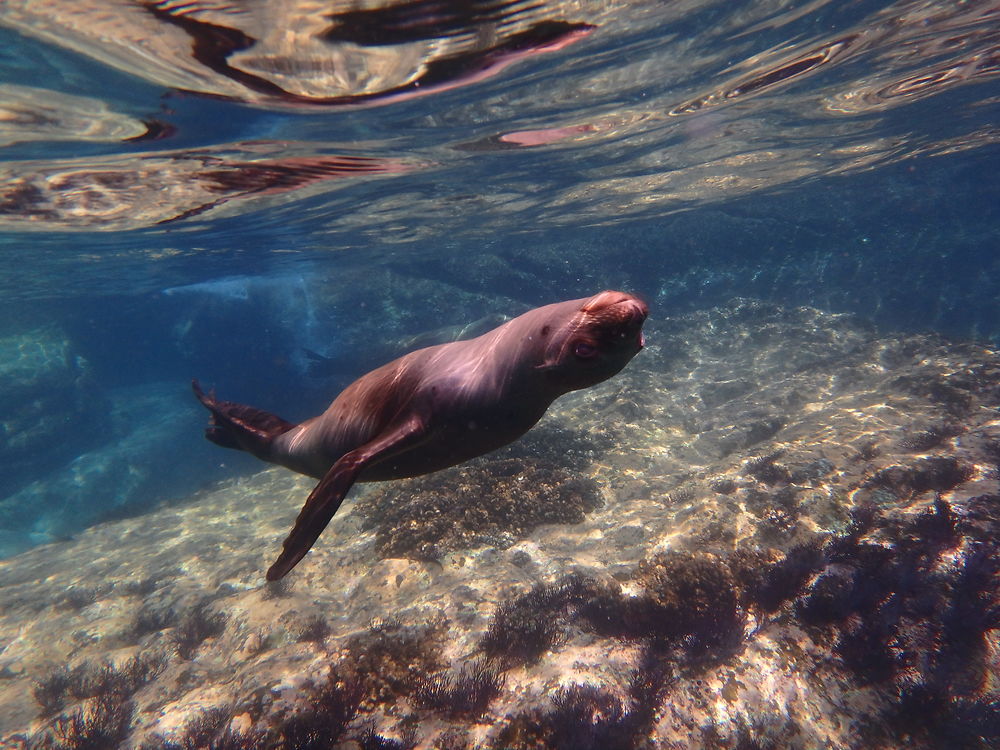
[0,326,108,502]
[0,383,227,557]
[353,456,604,561]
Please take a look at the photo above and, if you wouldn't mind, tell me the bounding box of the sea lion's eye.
[574,341,598,359]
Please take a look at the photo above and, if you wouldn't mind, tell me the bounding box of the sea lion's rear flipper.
[266,414,429,580]
[192,380,296,459]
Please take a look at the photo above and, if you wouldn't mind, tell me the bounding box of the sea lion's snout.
[581,290,646,314]
[620,297,649,338]
[583,291,648,325]
[583,291,648,349]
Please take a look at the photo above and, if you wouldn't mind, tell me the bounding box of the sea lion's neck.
[456,312,569,403]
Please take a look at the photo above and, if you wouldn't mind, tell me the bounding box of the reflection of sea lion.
[194,291,648,579]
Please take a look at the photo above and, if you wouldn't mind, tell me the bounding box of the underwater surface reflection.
[0,0,997,238]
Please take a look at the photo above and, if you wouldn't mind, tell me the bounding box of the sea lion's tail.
[192,380,296,460]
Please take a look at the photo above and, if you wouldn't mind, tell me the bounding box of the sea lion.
[194,290,648,580]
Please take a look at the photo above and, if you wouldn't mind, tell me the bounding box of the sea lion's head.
[538,290,648,391]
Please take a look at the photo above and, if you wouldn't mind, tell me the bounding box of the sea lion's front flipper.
[266,414,429,580]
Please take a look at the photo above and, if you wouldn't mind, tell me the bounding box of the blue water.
[1,0,999,745]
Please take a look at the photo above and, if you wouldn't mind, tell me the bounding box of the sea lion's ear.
[266,414,429,580]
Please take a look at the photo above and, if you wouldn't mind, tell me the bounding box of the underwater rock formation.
[0,383,223,557]
[354,456,603,561]
[0,327,106,501]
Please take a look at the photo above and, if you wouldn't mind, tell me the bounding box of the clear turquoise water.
[0,2,999,745]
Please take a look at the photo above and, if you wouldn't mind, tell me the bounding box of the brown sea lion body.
[194,290,648,579]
